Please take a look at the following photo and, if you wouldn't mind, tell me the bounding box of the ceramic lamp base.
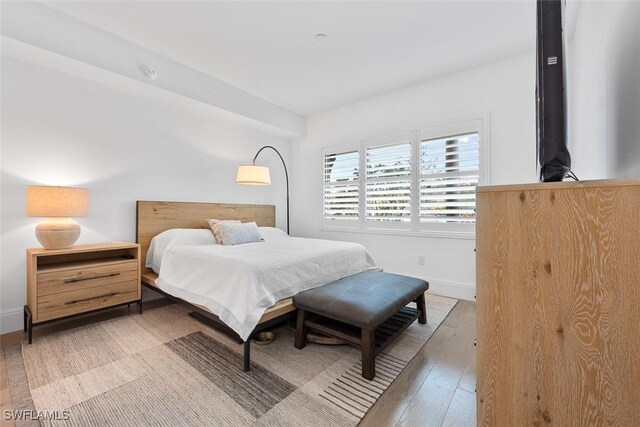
[35,218,81,249]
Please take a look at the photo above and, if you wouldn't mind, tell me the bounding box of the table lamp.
[26,186,89,249]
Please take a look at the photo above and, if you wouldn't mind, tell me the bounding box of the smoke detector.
[140,65,157,80]
[313,33,328,44]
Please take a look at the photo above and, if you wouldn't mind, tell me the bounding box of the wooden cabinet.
[476,179,640,426]
[25,242,141,343]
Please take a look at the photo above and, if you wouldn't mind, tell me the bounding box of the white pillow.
[146,228,216,273]
[259,227,289,240]
[214,222,264,246]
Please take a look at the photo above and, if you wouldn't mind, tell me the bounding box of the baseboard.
[1,307,24,335]
[426,278,476,301]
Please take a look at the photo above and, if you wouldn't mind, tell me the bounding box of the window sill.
[319,226,475,240]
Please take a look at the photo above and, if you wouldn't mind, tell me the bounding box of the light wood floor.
[361,299,476,427]
[1,336,14,427]
[0,299,476,427]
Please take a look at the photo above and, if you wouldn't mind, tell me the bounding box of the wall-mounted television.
[537,0,572,182]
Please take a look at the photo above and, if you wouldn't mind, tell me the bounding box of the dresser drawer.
[38,260,138,296]
[37,280,139,322]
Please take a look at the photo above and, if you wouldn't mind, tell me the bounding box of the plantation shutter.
[323,150,360,222]
[365,139,412,224]
[419,132,479,223]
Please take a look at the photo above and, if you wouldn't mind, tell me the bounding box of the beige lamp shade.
[236,165,271,185]
[26,186,89,218]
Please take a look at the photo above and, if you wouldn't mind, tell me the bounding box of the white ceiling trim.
[1,36,304,140]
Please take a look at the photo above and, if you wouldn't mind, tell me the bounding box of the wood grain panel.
[477,180,640,426]
[136,201,275,274]
[27,242,139,257]
[27,252,38,322]
[27,243,140,324]
[37,280,139,322]
[38,261,138,296]
[258,297,295,322]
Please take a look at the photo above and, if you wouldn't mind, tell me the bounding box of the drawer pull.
[65,292,120,305]
[64,272,121,283]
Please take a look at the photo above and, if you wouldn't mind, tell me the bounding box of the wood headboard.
[136,201,276,274]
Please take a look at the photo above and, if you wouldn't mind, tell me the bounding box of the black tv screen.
[536,0,572,182]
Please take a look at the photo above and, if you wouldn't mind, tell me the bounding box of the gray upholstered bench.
[293,271,428,380]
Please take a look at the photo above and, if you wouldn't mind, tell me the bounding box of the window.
[321,116,487,235]
[365,133,412,226]
[419,133,479,224]
[323,149,360,222]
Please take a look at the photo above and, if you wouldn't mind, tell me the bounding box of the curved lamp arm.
[252,146,290,235]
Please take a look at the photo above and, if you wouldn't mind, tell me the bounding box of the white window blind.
[419,132,479,223]
[365,141,412,223]
[321,116,485,234]
[323,150,360,222]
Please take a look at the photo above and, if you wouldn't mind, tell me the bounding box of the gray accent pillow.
[213,221,264,246]
[206,218,241,244]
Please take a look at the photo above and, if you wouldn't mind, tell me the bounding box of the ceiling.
[43,1,575,116]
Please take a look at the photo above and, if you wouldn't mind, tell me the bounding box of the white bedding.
[152,232,376,340]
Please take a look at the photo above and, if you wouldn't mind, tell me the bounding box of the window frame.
[319,114,490,239]
[363,131,414,230]
[321,141,363,228]
[415,116,488,234]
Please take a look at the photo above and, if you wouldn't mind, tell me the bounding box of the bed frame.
[136,200,296,371]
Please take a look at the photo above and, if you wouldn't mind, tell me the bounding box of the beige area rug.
[5,294,457,426]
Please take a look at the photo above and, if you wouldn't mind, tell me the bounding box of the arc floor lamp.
[236,146,290,235]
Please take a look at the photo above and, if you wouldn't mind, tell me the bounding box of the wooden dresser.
[25,242,141,343]
[476,179,640,426]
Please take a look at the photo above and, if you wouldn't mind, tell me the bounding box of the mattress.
[153,235,376,340]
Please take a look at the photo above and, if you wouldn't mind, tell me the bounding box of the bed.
[136,200,375,371]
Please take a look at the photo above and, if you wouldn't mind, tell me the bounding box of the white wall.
[0,57,292,333]
[291,53,537,300]
[570,0,640,179]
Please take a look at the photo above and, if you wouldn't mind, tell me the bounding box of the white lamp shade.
[236,165,271,185]
[26,186,89,217]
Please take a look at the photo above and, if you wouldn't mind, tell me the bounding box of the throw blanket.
[155,237,376,340]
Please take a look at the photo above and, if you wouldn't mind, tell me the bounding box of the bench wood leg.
[416,292,427,324]
[294,309,308,349]
[362,328,376,380]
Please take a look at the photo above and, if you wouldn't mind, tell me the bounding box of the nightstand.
[25,242,141,343]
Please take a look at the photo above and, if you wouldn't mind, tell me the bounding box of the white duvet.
[152,231,376,340]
